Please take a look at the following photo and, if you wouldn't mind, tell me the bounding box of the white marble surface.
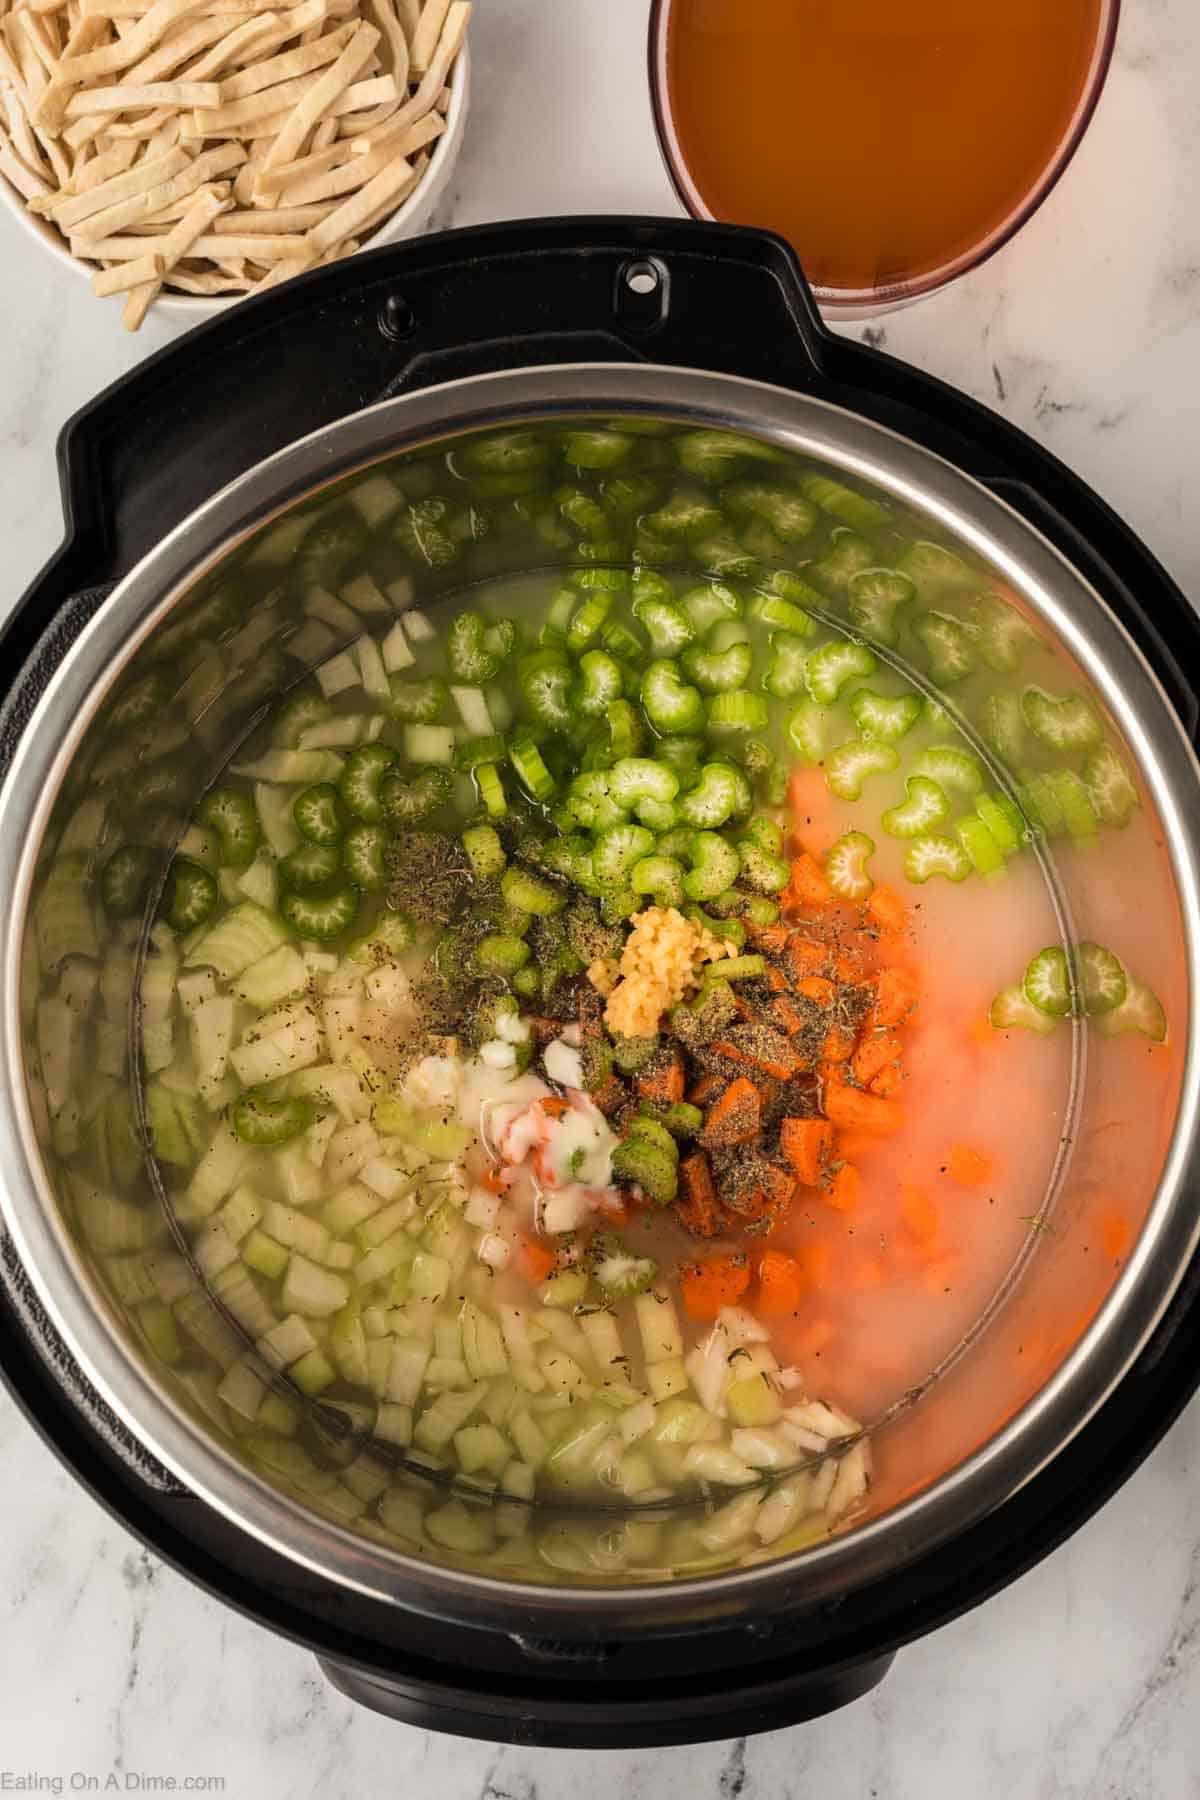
[3,0,1200,1793]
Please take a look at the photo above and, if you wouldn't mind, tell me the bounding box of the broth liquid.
[663,0,1106,295]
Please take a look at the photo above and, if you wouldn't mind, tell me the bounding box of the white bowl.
[0,41,469,324]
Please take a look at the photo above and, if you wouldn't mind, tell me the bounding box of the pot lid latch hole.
[615,257,669,334]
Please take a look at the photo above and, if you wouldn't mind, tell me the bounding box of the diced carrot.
[746,924,791,954]
[852,1033,903,1086]
[826,1163,860,1212]
[636,1045,685,1105]
[677,1151,725,1238]
[848,1253,885,1288]
[785,937,826,989]
[770,996,808,1038]
[900,1184,940,1244]
[480,1167,506,1193]
[866,883,908,935]
[795,1241,832,1289]
[761,1166,799,1232]
[699,1076,762,1148]
[798,974,836,1007]
[687,1071,723,1107]
[793,1316,835,1357]
[764,965,789,993]
[1099,1210,1131,1262]
[824,1086,904,1135]
[945,1143,994,1187]
[732,1164,797,1233]
[874,967,920,1028]
[870,1062,904,1097]
[780,1117,834,1186]
[539,1095,570,1119]
[712,1036,801,1082]
[680,1254,752,1320]
[756,1249,805,1316]
[921,1256,957,1295]
[788,767,828,819]
[818,1061,849,1103]
[589,1071,628,1117]
[821,1026,856,1063]
[782,852,834,911]
[727,985,755,1021]
[517,1238,557,1284]
[834,1131,877,1163]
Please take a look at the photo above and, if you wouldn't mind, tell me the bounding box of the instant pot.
[1,220,1198,1748]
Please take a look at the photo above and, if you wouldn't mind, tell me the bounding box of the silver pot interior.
[1,368,1196,1625]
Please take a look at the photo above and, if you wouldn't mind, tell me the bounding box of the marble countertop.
[4,0,1200,1793]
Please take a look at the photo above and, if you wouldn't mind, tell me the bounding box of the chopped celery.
[849,688,921,742]
[343,824,390,892]
[641,660,705,735]
[595,1252,658,1298]
[232,1091,313,1146]
[903,835,971,884]
[197,787,259,866]
[974,791,1025,856]
[1096,978,1167,1043]
[806,640,876,706]
[882,776,949,839]
[786,699,826,765]
[956,816,1006,880]
[912,745,985,795]
[1022,686,1104,754]
[1047,769,1099,846]
[100,846,157,920]
[678,763,747,830]
[1023,946,1073,1017]
[540,1270,588,1309]
[706,690,770,735]
[989,984,1058,1036]
[799,469,889,530]
[911,611,975,685]
[163,859,218,934]
[825,831,875,900]
[279,843,341,894]
[824,740,899,801]
[682,832,741,904]
[1078,941,1128,1016]
[847,568,914,646]
[379,766,452,824]
[972,592,1039,672]
[1085,743,1139,827]
[810,529,875,596]
[280,888,359,940]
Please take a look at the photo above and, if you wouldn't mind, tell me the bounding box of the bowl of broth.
[650,0,1120,312]
[0,225,1198,1740]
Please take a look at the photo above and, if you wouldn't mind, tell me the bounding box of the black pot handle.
[32,218,831,605]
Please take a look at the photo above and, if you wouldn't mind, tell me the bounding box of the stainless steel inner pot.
[1,364,1196,1634]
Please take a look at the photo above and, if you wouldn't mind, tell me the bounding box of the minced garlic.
[587,957,620,997]
[597,906,732,1039]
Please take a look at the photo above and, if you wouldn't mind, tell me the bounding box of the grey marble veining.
[2,1,1200,1794]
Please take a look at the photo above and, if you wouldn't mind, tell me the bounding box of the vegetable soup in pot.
[32,419,1175,1577]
